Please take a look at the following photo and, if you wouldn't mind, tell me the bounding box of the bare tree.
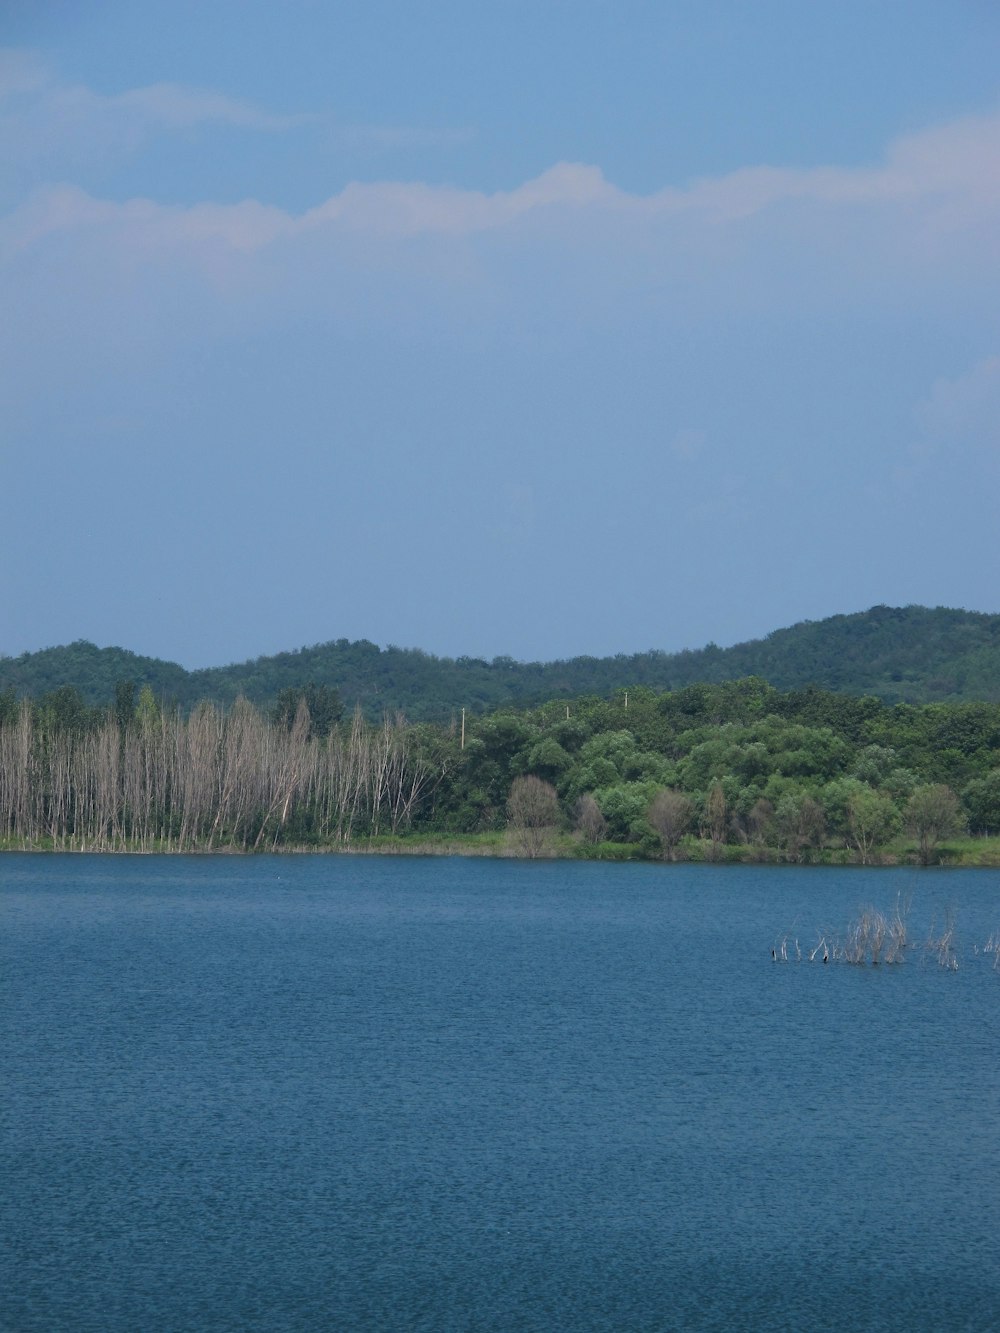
[574,793,607,845]
[702,780,728,860]
[647,788,693,860]
[507,775,560,857]
[746,797,774,855]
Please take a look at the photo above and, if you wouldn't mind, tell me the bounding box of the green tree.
[962,768,1000,835]
[905,784,963,865]
[774,790,826,862]
[36,685,92,734]
[846,786,900,864]
[136,684,161,731]
[594,781,661,842]
[114,679,136,732]
[272,682,343,739]
[522,737,573,784]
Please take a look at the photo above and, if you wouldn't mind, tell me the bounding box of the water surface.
[2,856,998,1331]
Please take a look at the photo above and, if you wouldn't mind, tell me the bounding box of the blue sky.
[2,1,999,668]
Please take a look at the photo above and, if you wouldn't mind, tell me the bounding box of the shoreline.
[3,834,1000,867]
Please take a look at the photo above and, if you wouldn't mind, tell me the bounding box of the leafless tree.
[507,775,560,857]
[0,693,453,853]
[700,780,729,860]
[574,793,607,845]
[647,788,693,860]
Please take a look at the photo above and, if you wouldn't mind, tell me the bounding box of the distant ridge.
[3,605,1000,720]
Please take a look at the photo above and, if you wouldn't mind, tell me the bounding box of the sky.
[2,1,999,669]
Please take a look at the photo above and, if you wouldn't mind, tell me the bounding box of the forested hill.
[3,605,1000,720]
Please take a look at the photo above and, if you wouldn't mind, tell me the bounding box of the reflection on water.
[2,855,999,1331]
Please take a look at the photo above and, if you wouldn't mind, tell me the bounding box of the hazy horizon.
[6,600,998,675]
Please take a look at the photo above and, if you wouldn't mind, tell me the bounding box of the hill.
[2,605,1000,720]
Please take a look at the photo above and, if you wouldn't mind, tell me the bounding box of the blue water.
[2,855,998,1332]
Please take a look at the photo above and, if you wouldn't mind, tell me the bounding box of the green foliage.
[35,685,95,734]
[772,790,827,862]
[5,620,1000,864]
[136,685,161,731]
[6,606,1000,725]
[846,786,900,862]
[962,768,1000,835]
[272,682,343,738]
[522,737,573,782]
[594,781,661,842]
[905,784,965,865]
[115,680,136,732]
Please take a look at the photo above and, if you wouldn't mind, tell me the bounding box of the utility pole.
[461,707,465,751]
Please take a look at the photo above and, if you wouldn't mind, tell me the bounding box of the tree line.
[2,675,1000,860]
[5,605,1000,724]
[0,685,449,852]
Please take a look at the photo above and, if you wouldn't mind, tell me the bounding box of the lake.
[2,855,998,1331]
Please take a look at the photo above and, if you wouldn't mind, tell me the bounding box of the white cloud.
[300,163,618,237]
[3,46,998,279]
[0,47,303,132]
[4,105,998,257]
[0,49,314,192]
[2,100,999,370]
[0,49,473,188]
[110,82,307,132]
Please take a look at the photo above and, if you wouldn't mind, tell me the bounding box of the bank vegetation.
[2,676,1000,864]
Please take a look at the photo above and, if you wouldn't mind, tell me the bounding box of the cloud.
[0,52,307,196]
[0,47,304,131]
[3,47,998,284]
[0,48,474,193]
[0,183,290,256]
[5,105,998,257]
[649,110,1000,220]
[110,82,306,132]
[916,355,1000,452]
[2,98,999,376]
[893,354,1000,490]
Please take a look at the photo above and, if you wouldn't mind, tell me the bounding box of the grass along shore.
[3,831,1000,865]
